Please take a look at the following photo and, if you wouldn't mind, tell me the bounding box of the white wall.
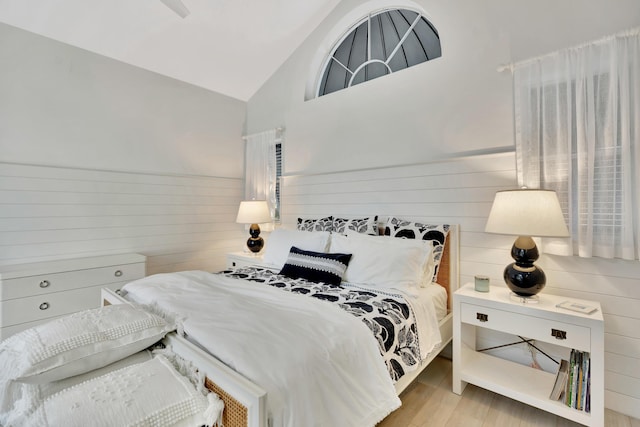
[247,0,640,174]
[0,23,245,178]
[0,163,244,273]
[246,0,640,418]
[280,152,640,419]
[0,23,247,271]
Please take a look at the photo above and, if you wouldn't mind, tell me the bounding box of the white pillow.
[344,229,436,286]
[19,355,218,427]
[0,304,171,385]
[330,232,434,292]
[2,351,154,425]
[36,350,153,401]
[384,219,449,283]
[263,229,331,269]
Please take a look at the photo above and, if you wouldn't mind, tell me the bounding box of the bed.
[0,221,458,427]
[106,221,460,427]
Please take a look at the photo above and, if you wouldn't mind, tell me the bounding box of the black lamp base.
[504,236,546,297]
[246,224,264,253]
[503,262,546,296]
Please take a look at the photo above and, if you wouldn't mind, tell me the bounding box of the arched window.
[317,8,441,97]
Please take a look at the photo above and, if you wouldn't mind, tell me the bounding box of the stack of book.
[549,349,590,412]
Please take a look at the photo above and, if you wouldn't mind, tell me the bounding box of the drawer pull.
[39,280,51,288]
[476,313,489,322]
[114,270,123,277]
[39,302,50,310]
[551,329,567,340]
[115,289,122,295]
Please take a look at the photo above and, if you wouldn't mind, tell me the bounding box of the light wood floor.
[378,357,639,427]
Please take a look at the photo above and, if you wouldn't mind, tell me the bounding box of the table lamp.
[484,189,569,300]
[236,200,272,253]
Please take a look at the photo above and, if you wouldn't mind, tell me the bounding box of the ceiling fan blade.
[159,0,190,18]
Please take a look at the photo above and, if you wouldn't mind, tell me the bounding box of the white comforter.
[123,271,401,427]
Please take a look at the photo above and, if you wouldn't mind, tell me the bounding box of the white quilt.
[123,270,401,427]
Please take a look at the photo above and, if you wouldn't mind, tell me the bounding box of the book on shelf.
[554,349,590,412]
[549,359,569,401]
[577,353,584,410]
[583,354,591,413]
[586,359,591,413]
[572,351,581,408]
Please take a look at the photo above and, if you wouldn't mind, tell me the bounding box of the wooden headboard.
[435,232,451,290]
[435,227,458,311]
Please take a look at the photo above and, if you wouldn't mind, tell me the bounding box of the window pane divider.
[330,56,353,75]
[385,14,421,66]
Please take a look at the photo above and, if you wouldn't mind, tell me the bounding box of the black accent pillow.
[279,246,352,286]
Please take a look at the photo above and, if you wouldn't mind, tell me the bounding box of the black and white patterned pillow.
[279,246,352,286]
[297,216,333,232]
[384,218,450,281]
[332,216,378,235]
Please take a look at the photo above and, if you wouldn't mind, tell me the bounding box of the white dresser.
[0,253,146,340]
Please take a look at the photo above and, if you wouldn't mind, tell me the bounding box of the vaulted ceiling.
[0,0,342,101]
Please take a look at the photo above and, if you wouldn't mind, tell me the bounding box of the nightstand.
[226,252,266,269]
[453,284,604,427]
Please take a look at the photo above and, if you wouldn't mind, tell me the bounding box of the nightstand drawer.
[226,252,266,269]
[461,302,591,350]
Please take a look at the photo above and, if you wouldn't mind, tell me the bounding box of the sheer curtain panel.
[243,129,281,221]
[513,28,640,260]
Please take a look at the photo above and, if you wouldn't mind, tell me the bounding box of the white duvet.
[123,271,401,427]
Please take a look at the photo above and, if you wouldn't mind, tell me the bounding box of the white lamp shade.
[485,189,569,237]
[236,200,272,224]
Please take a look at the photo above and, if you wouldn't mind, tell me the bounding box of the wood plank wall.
[0,162,245,274]
[280,151,640,419]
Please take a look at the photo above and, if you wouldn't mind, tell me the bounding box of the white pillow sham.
[263,229,331,269]
[1,304,171,385]
[329,232,434,292]
[2,351,154,426]
[35,350,153,401]
[384,218,450,283]
[344,230,436,287]
[20,355,218,427]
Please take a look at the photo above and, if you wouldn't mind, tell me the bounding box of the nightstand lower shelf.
[458,345,593,426]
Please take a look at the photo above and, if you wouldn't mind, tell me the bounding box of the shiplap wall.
[280,151,640,418]
[0,162,245,274]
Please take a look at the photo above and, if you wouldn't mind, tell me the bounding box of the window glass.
[275,142,282,221]
[317,8,441,97]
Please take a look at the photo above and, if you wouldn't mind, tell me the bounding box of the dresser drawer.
[0,285,109,326]
[0,263,144,301]
[460,302,591,351]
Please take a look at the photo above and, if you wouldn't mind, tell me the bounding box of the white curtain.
[513,28,640,260]
[244,129,280,221]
